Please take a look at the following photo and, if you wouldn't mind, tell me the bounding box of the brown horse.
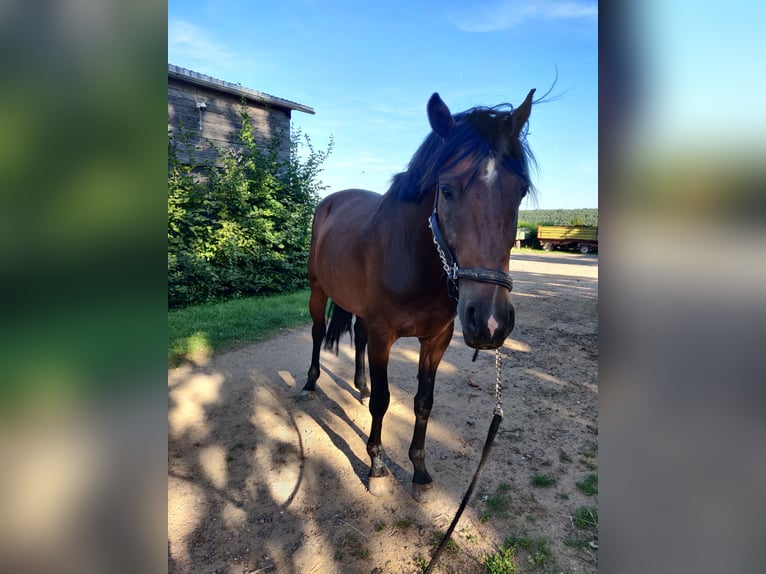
[303,90,536,500]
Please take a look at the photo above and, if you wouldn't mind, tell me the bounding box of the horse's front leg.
[410,322,454,503]
[365,328,394,497]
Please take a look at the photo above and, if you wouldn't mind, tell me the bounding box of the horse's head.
[426,90,535,349]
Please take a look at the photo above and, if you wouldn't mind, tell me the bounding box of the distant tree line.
[518,208,598,229]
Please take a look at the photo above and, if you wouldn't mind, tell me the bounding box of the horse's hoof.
[368,475,393,497]
[298,390,316,401]
[412,482,436,504]
[359,395,370,407]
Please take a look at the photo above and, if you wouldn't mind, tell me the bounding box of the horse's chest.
[392,303,455,339]
[395,323,418,338]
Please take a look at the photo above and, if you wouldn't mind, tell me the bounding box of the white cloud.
[449,0,597,33]
[168,20,237,72]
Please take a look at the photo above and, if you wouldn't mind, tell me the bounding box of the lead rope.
[424,348,505,574]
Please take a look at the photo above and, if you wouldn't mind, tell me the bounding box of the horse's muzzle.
[458,293,515,349]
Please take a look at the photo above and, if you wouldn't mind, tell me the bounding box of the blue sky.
[630,0,766,154]
[168,0,597,208]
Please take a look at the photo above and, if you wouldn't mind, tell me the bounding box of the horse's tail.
[323,300,354,355]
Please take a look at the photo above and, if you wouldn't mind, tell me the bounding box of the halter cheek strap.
[428,189,513,302]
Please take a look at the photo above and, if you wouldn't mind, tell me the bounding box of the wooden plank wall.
[168,79,291,167]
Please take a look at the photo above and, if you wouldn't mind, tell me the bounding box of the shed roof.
[168,64,315,115]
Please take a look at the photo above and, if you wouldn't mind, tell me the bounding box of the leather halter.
[428,185,514,302]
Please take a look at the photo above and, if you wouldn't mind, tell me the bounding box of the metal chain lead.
[428,218,457,279]
[494,348,504,417]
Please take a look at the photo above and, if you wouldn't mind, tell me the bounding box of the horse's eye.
[439,183,454,200]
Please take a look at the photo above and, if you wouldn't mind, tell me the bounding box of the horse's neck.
[376,192,444,283]
[378,192,433,245]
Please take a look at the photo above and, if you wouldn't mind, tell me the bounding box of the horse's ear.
[427,93,455,138]
[510,88,535,138]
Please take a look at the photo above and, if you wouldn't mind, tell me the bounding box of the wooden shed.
[168,64,315,166]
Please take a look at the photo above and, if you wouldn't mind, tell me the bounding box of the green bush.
[168,108,333,308]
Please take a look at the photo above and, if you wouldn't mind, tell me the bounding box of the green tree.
[570,214,586,226]
[168,109,333,308]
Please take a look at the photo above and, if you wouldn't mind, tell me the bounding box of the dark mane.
[387,103,536,203]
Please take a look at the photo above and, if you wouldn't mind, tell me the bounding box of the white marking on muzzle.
[487,314,499,337]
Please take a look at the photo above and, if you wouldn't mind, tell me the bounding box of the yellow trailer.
[537,225,598,254]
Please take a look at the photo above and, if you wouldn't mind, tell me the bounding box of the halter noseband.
[428,186,514,302]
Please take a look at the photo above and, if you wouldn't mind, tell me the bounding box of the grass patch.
[579,443,598,470]
[336,531,370,562]
[374,522,387,532]
[564,535,594,550]
[576,473,598,496]
[395,517,414,529]
[480,484,512,522]
[581,443,598,458]
[432,530,461,557]
[168,290,311,365]
[414,554,429,573]
[567,506,599,553]
[506,536,552,570]
[572,506,598,532]
[530,474,557,487]
[483,543,519,573]
[486,493,511,513]
[483,534,553,573]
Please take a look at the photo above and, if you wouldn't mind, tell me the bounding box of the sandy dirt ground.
[168,250,598,573]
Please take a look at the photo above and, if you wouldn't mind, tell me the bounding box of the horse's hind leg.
[409,322,454,503]
[303,285,328,392]
[353,317,370,404]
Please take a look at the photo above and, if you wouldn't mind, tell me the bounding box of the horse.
[302,90,536,501]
